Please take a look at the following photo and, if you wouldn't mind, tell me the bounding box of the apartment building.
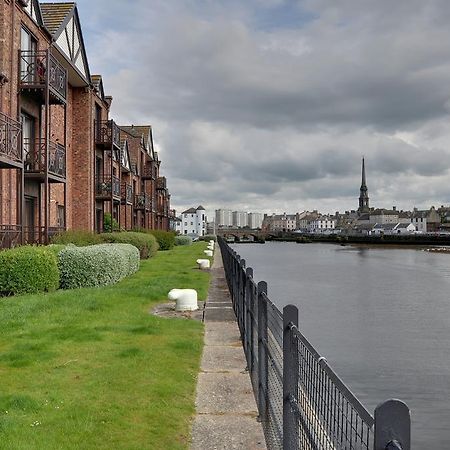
[232,211,248,228]
[0,0,171,246]
[215,209,232,227]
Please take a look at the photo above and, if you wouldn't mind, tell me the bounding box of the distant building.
[176,205,207,237]
[215,209,233,228]
[369,209,399,224]
[248,212,263,229]
[262,213,296,232]
[232,211,248,228]
[411,207,440,232]
[308,216,336,233]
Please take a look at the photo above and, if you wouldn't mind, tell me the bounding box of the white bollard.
[204,250,213,257]
[168,288,198,311]
[196,259,211,269]
[209,240,215,244]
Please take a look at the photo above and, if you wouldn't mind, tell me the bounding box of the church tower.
[358,158,369,212]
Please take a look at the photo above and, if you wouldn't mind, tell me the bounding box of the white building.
[232,211,248,228]
[215,209,233,228]
[176,205,207,237]
[308,216,336,233]
[248,212,263,229]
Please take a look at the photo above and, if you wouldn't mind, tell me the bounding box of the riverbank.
[0,243,210,449]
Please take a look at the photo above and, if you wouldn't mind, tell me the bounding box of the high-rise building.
[215,209,233,227]
[232,211,248,228]
[248,212,263,229]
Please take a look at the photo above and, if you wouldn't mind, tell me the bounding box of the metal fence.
[218,237,411,450]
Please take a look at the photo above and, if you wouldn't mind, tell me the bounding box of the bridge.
[216,228,268,241]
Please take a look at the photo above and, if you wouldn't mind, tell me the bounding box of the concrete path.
[191,247,266,450]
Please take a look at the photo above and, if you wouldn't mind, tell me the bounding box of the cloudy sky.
[75,0,450,216]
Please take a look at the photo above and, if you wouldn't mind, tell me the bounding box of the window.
[57,205,65,227]
[20,27,37,83]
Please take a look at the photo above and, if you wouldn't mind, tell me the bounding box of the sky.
[73,0,450,217]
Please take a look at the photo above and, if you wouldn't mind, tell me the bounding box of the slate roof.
[196,205,206,211]
[371,209,398,216]
[40,2,75,35]
[373,223,397,230]
[182,208,197,214]
[396,223,413,229]
[119,125,152,145]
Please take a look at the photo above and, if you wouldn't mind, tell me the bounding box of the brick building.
[0,0,171,246]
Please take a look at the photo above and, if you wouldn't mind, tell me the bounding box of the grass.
[0,242,211,450]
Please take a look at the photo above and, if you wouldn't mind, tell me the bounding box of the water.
[231,241,450,448]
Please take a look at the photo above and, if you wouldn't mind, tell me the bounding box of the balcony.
[24,138,66,181]
[0,112,22,168]
[142,163,156,180]
[95,175,121,200]
[95,120,121,150]
[156,176,167,190]
[134,193,151,211]
[19,50,67,104]
[0,225,65,248]
[121,183,133,205]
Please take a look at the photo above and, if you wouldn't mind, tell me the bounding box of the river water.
[231,241,450,448]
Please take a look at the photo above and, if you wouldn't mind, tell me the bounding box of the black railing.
[134,193,150,210]
[0,112,22,165]
[95,175,121,198]
[94,120,121,149]
[0,225,22,248]
[156,176,166,190]
[121,183,133,204]
[19,50,67,102]
[218,237,411,450]
[23,138,66,178]
[142,163,153,179]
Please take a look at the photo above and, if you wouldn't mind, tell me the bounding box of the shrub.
[146,230,176,251]
[175,235,192,246]
[58,243,140,290]
[46,244,66,256]
[100,232,158,259]
[0,246,59,296]
[103,213,120,232]
[51,230,103,246]
[199,235,216,242]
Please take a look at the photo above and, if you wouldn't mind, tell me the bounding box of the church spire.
[358,157,369,213]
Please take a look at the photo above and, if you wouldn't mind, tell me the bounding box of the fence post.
[283,304,299,450]
[245,267,253,369]
[374,399,410,450]
[257,281,268,422]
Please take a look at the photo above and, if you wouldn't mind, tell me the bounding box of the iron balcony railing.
[134,193,151,211]
[23,138,66,178]
[130,162,138,176]
[142,163,156,180]
[0,225,66,248]
[218,237,411,450]
[95,175,121,199]
[0,112,22,165]
[19,50,67,102]
[121,183,133,204]
[156,176,167,190]
[94,120,121,149]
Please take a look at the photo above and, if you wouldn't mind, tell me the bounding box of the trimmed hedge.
[58,243,140,290]
[0,246,59,296]
[175,235,192,246]
[146,230,176,250]
[51,230,103,246]
[100,232,158,259]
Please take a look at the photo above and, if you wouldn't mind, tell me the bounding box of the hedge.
[100,232,158,259]
[175,235,192,246]
[146,230,176,250]
[58,243,140,290]
[51,230,103,246]
[0,246,59,296]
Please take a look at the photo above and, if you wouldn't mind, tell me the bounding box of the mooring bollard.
[168,288,198,311]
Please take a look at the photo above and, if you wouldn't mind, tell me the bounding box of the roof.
[373,223,397,230]
[182,208,197,214]
[357,213,370,221]
[196,205,206,211]
[40,2,75,35]
[119,125,152,142]
[397,223,413,229]
[371,209,398,216]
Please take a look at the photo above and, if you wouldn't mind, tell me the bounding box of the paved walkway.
[191,247,266,450]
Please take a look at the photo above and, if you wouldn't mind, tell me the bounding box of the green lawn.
[0,242,210,450]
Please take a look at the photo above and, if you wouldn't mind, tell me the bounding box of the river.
[231,241,450,448]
